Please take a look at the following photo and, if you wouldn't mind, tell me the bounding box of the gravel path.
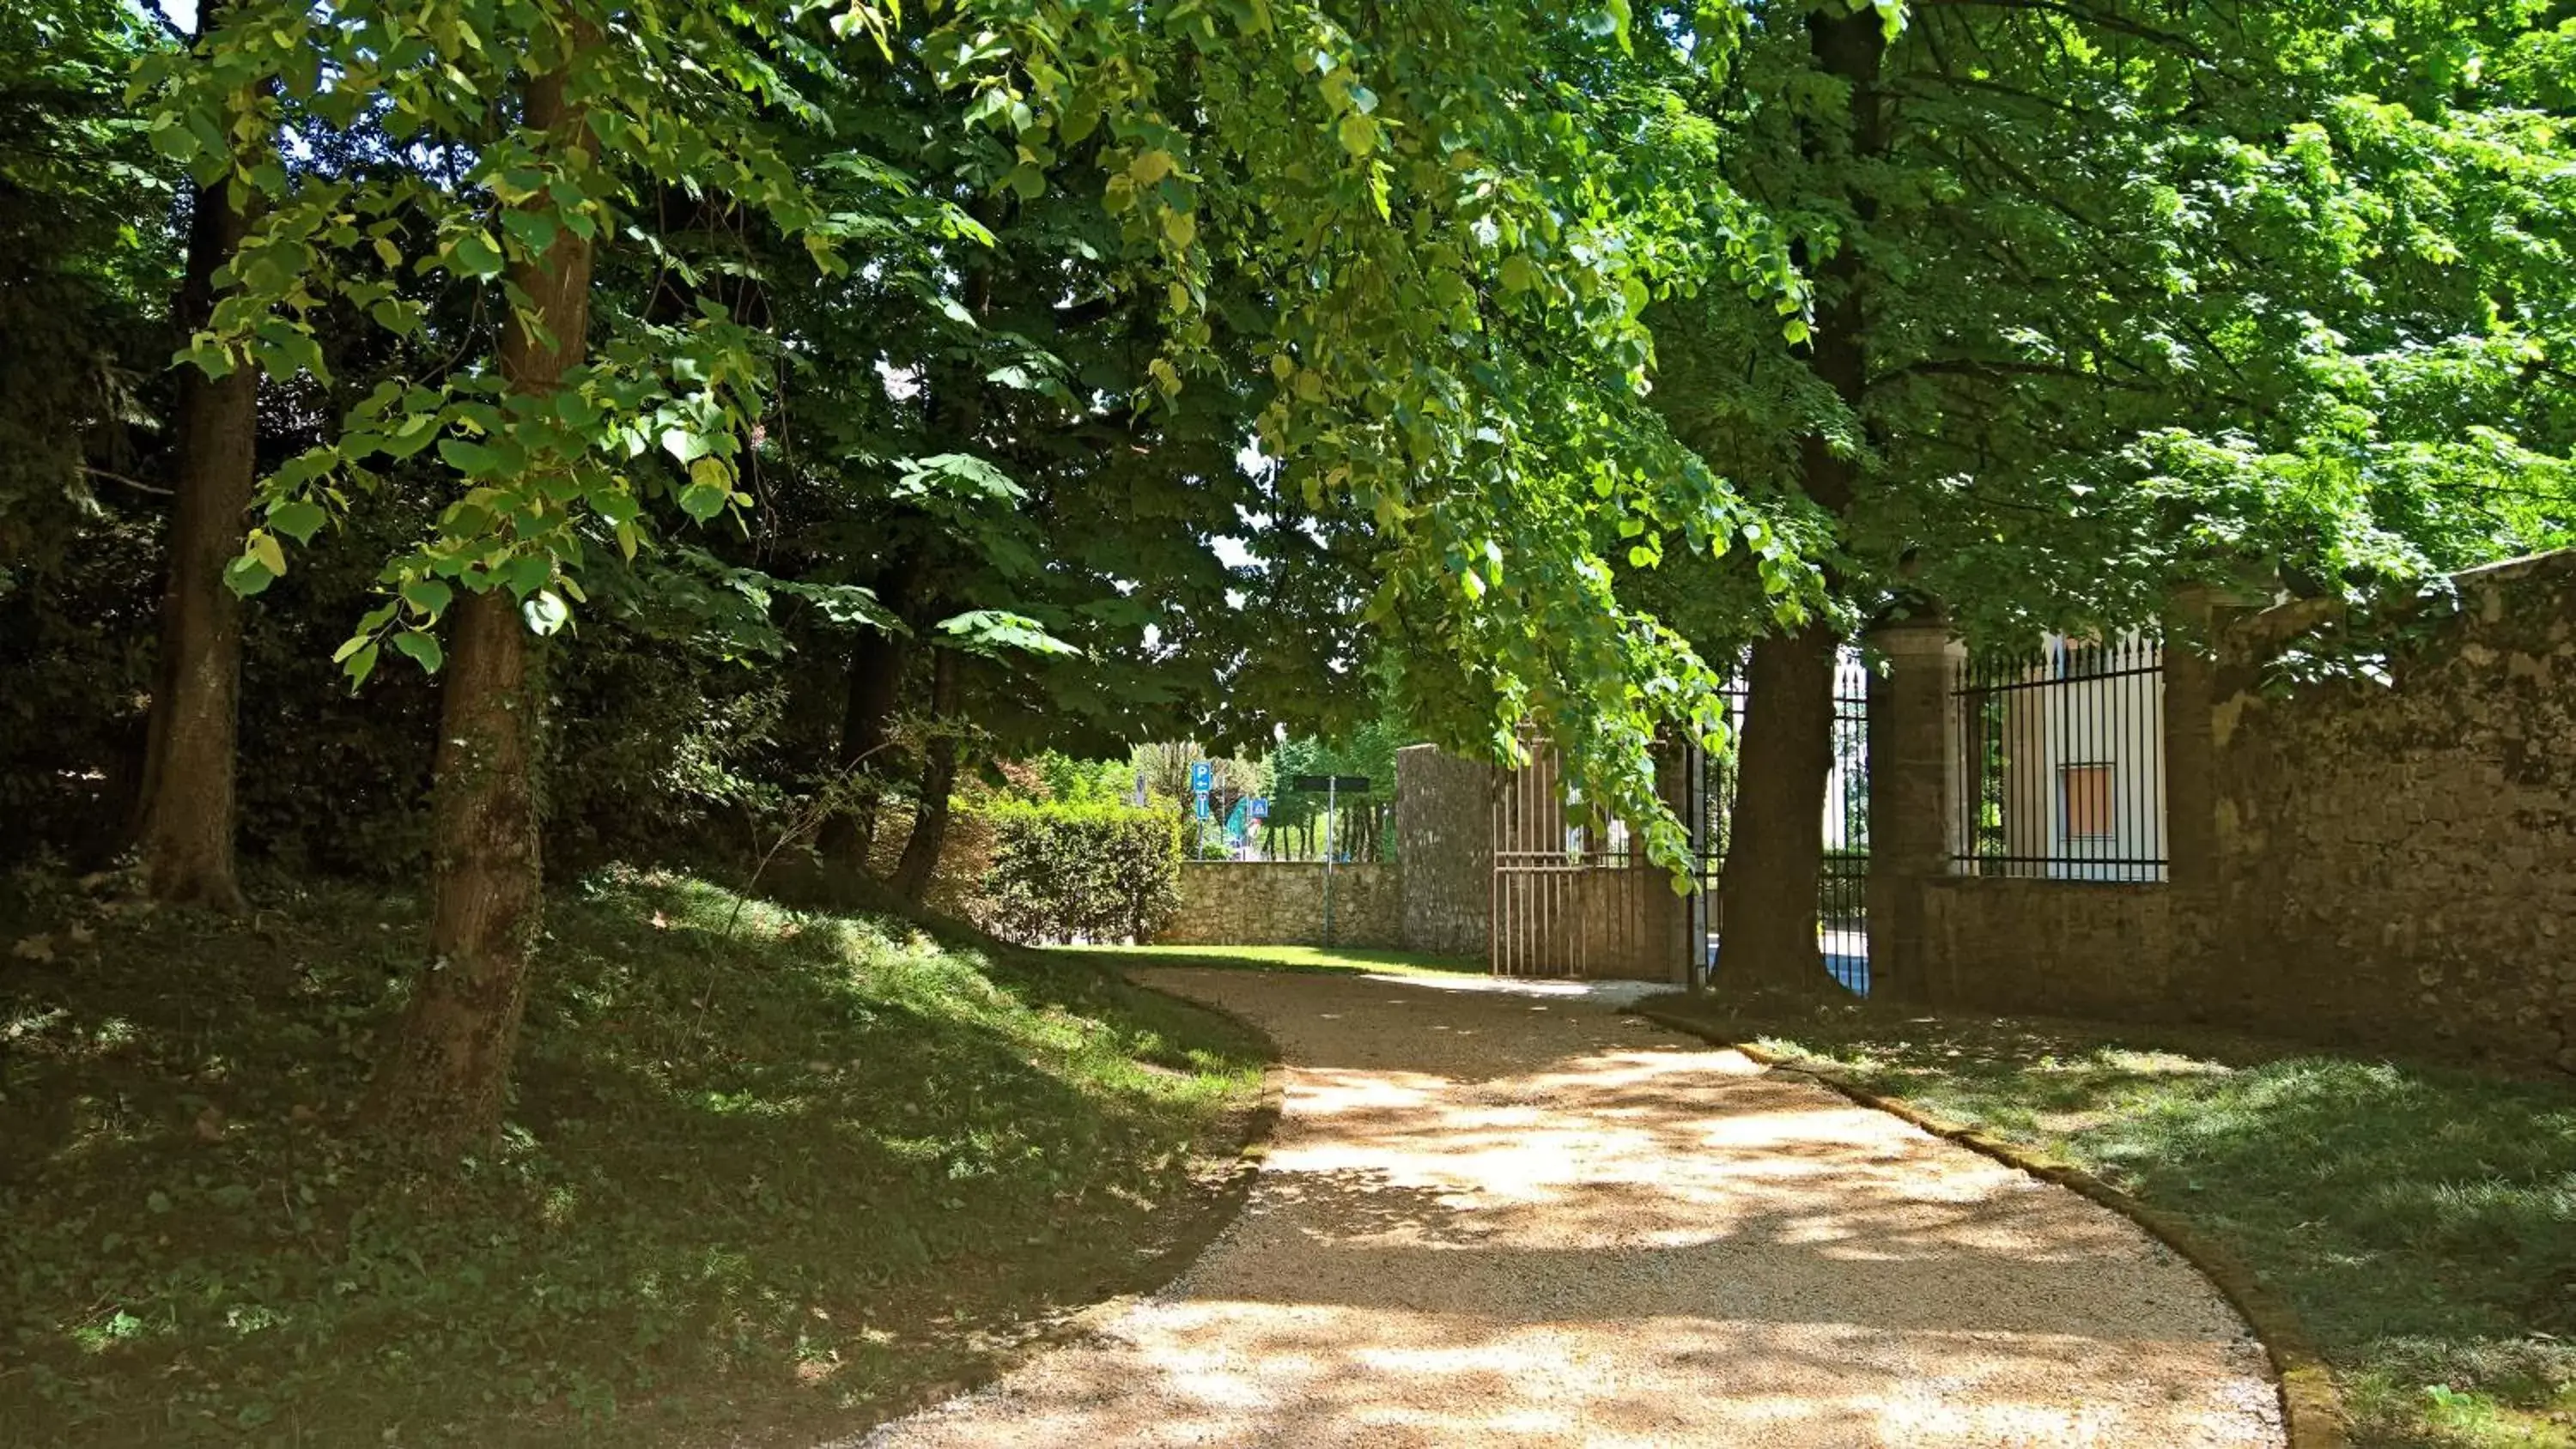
[864,968,2283,1448]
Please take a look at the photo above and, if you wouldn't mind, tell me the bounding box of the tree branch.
[82,466,174,497]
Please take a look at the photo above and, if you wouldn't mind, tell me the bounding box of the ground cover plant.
[1645,994,2576,1449]
[0,865,1267,1446]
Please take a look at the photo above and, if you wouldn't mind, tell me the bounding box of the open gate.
[1685,651,1873,995]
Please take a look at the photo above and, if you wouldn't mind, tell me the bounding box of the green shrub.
[977,802,1182,944]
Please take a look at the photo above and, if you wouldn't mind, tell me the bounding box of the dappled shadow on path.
[860,969,2282,1449]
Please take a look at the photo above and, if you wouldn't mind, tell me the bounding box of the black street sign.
[1287,774,1373,794]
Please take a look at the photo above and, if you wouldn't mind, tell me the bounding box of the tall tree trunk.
[1716,622,1842,991]
[136,0,258,912]
[815,558,918,864]
[368,44,595,1149]
[1711,7,1886,997]
[891,649,961,903]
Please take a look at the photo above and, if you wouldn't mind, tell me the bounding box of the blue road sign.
[1248,796,1268,822]
[1194,789,1212,820]
[1190,760,1213,793]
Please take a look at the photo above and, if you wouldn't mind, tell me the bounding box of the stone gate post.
[1866,615,1964,1003]
[2159,584,2260,1008]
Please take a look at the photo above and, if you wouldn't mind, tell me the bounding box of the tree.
[132,0,268,912]
[368,24,600,1136]
[155,0,928,1147]
[1643,0,2576,993]
[151,0,1816,1146]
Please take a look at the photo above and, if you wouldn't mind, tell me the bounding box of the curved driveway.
[865,967,2282,1448]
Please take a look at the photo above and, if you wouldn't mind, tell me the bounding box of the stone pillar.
[1866,616,1964,1003]
[1394,745,1496,957]
[2160,584,2264,1009]
[2162,591,2223,904]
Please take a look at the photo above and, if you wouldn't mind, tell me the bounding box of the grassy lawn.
[1054,943,1485,979]
[1645,993,2576,1449]
[0,865,1268,1447]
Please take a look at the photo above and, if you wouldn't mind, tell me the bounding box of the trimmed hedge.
[975,803,1182,945]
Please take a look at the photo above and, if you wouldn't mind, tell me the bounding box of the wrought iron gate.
[1488,733,1672,979]
[1686,650,1873,995]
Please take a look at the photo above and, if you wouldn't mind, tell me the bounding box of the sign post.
[1286,774,1374,946]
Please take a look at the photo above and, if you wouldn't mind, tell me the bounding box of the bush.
[976,802,1182,944]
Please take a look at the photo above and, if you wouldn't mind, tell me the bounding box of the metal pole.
[1322,776,1336,946]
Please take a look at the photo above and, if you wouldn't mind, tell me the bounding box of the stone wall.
[1151,863,1405,950]
[1394,746,1493,957]
[1890,554,2576,1072]
[2201,552,2576,1070]
[1920,880,2177,1020]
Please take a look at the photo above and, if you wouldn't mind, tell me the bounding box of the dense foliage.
[0,0,2567,1124]
[1,1,2572,1436]
[975,800,1184,945]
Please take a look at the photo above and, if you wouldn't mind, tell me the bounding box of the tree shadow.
[867,967,2282,1447]
[0,868,1268,1447]
[1648,992,2576,1428]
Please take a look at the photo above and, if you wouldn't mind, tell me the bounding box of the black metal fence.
[1952,635,2168,882]
[1691,650,1873,994]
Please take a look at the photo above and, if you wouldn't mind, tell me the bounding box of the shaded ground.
[1647,994,2576,1449]
[0,867,1266,1446]
[865,969,2281,1448]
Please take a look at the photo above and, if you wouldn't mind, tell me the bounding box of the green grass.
[1053,943,1485,979]
[0,864,1268,1446]
[1646,993,2576,1449]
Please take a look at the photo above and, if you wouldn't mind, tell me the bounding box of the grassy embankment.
[0,865,1267,1446]
[1648,993,2576,1449]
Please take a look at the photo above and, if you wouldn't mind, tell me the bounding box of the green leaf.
[500,209,559,257]
[659,428,715,464]
[392,631,444,674]
[677,481,730,521]
[1337,112,1378,157]
[438,438,501,476]
[937,610,1081,658]
[247,530,287,577]
[401,579,454,617]
[268,500,327,545]
[343,640,380,688]
[448,229,504,279]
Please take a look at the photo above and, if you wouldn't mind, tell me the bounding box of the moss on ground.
[1648,993,2576,1449]
[0,864,1267,1446]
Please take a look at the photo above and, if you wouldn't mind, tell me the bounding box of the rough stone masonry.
[2200,550,2576,1071]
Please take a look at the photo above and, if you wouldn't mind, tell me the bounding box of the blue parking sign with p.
[1190,760,1213,792]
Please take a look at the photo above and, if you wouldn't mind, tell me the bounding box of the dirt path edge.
[1631,1004,2348,1449]
[831,982,1290,1444]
